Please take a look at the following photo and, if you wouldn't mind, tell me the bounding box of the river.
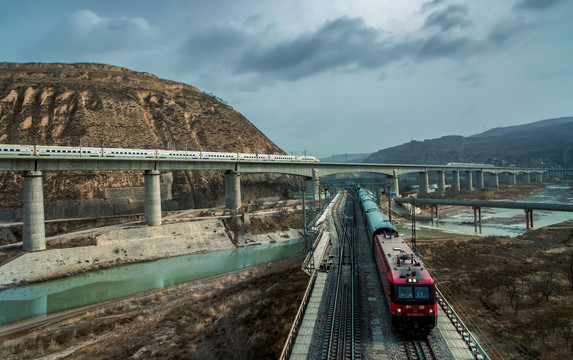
[396,184,573,238]
[0,238,304,325]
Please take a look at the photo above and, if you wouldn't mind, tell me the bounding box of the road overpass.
[0,153,562,251]
[396,197,573,229]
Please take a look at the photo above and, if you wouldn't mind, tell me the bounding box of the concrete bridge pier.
[489,172,500,188]
[437,171,446,194]
[476,171,484,189]
[465,171,473,191]
[144,170,162,225]
[418,171,429,194]
[23,171,46,251]
[508,173,517,185]
[452,170,460,191]
[312,169,320,200]
[525,209,534,229]
[534,173,543,183]
[392,169,400,197]
[225,170,242,210]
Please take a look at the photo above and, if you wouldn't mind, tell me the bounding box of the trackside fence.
[435,286,490,360]
[279,268,318,360]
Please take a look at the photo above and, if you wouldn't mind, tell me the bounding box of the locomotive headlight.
[429,308,434,315]
[397,308,402,316]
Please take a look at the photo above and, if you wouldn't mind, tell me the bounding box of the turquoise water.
[0,239,304,325]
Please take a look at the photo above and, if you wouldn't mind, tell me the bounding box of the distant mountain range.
[365,117,573,168]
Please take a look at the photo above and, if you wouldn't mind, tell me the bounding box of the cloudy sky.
[1,0,572,157]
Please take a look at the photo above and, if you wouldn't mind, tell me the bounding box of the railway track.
[403,338,437,360]
[322,191,362,360]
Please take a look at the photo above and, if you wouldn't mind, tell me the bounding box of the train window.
[397,286,413,299]
[414,287,430,299]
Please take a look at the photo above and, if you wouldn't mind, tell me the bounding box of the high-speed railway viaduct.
[0,149,554,252]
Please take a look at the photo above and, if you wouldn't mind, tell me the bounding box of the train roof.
[376,235,433,285]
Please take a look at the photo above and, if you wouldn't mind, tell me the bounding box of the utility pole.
[301,186,307,249]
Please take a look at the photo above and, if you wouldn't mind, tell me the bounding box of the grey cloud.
[234,17,407,80]
[458,71,482,87]
[178,26,252,68]
[424,5,471,31]
[177,15,511,86]
[421,0,447,12]
[513,0,567,11]
[488,18,525,44]
[418,34,474,58]
[22,10,159,58]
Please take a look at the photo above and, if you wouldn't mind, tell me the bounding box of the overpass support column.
[23,171,46,251]
[312,169,320,201]
[144,170,162,225]
[476,171,484,189]
[452,170,460,191]
[418,171,429,194]
[225,170,241,210]
[489,172,500,188]
[508,173,517,185]
[525,173,531,184]
[535,173,543,183]
[465,171,473,191]
[392,169,399,197]
[437,171,446,194]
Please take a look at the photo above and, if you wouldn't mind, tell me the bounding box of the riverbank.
[0,210,303,288]
[0,252,309,359]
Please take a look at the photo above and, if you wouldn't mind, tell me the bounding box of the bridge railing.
[435,285,490,360]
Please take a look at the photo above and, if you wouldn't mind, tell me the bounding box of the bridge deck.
[395,197,573,212]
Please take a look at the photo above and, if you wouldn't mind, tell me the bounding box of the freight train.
[0,144,319,162]
[357,187,437,334]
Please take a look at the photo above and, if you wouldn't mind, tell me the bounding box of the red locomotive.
[358,187,437,334]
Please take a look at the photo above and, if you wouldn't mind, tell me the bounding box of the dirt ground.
[410,183,573,360]
[0,253,308,360]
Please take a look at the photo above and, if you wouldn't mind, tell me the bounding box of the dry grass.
[417,227,573,360]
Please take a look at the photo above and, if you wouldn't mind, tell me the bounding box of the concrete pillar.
[452,170,460,191]
[23,171,46,251]
[508,173,517,185]
[465,171,473,191]
[312,169,320,201]
[535,173,543,183]
[418,171,429,194]
[476,171,484,189]
[144,170,162,225]
[224,170,241,209]
[489,172,500,188]
[392,169,400,197]
[437,171,446,194]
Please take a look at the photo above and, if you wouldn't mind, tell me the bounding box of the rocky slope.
[0,63,292,214]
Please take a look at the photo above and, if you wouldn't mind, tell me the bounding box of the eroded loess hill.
[0,63,291,214]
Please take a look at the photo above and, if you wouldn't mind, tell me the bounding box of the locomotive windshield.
[397,286,431,300]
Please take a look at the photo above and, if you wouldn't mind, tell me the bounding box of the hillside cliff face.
[365,119,573,168]
[0,63,290,213]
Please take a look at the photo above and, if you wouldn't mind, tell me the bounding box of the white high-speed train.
[0,144,319,162]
